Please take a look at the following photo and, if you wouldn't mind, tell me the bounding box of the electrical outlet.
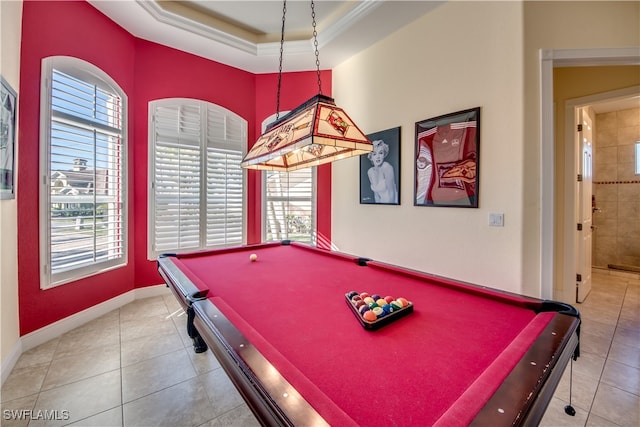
[489,213,504,227]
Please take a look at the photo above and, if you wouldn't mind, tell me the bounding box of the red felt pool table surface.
[158,241,580,426]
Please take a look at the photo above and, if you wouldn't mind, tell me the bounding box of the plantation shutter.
[149,99,246,257]
[264,168,315,243]
[152,104,202,252]
[205,107,244,246]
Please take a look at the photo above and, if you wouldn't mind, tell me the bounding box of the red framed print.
[414,108,480,208]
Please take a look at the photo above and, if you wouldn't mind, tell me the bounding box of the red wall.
[132,39,257,286]
[17,1,332,334]
[18,0,137,335]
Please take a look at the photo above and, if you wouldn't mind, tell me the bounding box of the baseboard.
[1,284,170,386]
[0,338,22,386]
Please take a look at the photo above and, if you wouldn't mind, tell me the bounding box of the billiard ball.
[384,296,395,304]
[359,305,370,315]
[396,297,408,307]
[249,253,258,262]
[376,298,387,307]
[371,294,381,301]
[372,307,384,317]
[363,311,377,322]
[363,297,374,305]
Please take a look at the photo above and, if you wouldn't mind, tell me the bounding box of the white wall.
[332,1,526,294]
[331,0,639,299]
[522,1,640,302]
[0,0,23,381]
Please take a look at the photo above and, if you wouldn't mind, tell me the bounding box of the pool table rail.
[468,312,580,426]
[193,299,334,427]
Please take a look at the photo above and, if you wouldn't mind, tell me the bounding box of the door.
[576,108,593,302]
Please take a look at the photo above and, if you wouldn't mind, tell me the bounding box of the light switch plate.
[489,213,504,227]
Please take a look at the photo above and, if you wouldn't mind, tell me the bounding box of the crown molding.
[316,0,383,49]
[136,0,258,55]
[136,0,385,59]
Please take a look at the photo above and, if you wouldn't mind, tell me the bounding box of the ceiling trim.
[137,0,259,55]
[315,1,384,50]
[136,0,385,59]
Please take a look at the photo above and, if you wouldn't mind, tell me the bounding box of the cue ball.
[249,253,257,262]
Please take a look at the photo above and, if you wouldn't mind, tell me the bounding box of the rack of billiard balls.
[345,291,413,330]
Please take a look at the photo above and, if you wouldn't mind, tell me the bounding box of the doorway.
[539,47,640,303]
[564,88,640,303]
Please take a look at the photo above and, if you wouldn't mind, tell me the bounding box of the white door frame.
[539,47,640,301]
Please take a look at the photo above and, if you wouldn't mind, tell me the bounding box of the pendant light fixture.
[241,0,373,171]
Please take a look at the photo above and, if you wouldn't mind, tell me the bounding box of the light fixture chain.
[276,0,287,120]
[310,0,322,95]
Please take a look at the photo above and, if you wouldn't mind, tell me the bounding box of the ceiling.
[88,0,444,74]
[87,1,638,113]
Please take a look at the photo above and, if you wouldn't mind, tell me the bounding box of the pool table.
[158,241,580,427]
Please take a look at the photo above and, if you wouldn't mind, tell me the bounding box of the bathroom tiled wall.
[593,107,640,269]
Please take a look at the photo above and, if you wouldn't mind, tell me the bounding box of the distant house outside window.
[40,56,127,289]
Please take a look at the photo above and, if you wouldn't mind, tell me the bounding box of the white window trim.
[147,98,248,260]
[39,56,128,289]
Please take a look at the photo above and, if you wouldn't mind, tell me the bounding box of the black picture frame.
[414,107,480,208]
[1,76,17,200]
[360,126,401,205]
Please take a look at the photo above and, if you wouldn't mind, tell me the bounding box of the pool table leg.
[186,305,208,353]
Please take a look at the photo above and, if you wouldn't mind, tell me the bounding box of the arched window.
[148,99,247,258]
[40,56,127,288]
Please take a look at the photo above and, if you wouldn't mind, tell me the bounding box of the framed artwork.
[360,126,400,205]
[1,76,17,200]
[414,107,480,208]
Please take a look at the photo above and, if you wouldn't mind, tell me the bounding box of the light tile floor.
[1,293,260,427]
[1,268,638,426]
[540,268,639,427]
